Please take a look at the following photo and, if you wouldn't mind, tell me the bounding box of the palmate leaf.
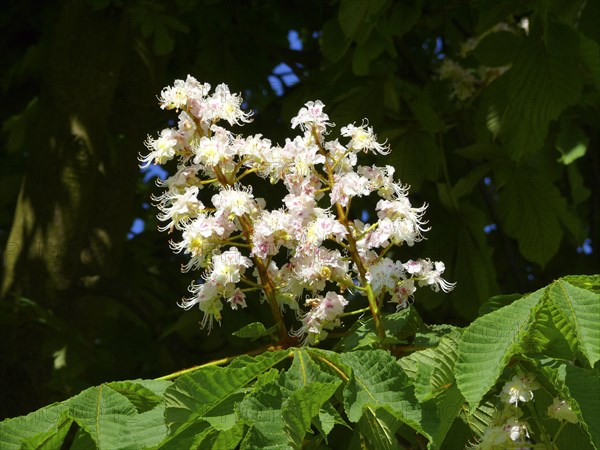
[237,376,287,450]
[564,365,600,449]
[399,328,462,402]
[548,279,600,367]
[398,329,465,449]
[282,382,340,449]
[496,170,568,266]
[280,349,342,445]
[107,379,171,413]
[456,276,600,409]
[68,384,167,450]
[337,308,424,351]
[338,351,424,436]
[455,288,544,408]
[0,403,71,450]
[494,19,583,159]
[357,406,402,450]
[162,350,289,446]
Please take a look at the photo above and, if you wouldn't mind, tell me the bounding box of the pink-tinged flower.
[154,186,204,231]
[212,185,260,220]
[299,213,347,251]
[283,136,325,178]
[227,288,247,310]
[406,259,456,293]
[391,279,416,310]
[365,258,402,294]
[192,126,233,167]
[140,128,179,168]
[210,247,252,286]
[156,164,201,192]
[500,374,540,406]
[179,279,222,331]
[170,215,235,272]
[324,139,357,172]
[330,172,372,207]
[291,100,333,135]
[548,398,579,424]
[340,120,390,155]
[291,248,349,291]
[251,209,298,259]
[357,165,397,199]
[474,418,530,449]
[293,292,348,345]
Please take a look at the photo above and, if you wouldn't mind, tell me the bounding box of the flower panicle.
[142,77,456,344]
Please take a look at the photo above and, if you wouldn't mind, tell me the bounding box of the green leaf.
[357,406,401,450]
[0,404,71,450]
[282,382,340,449]
[407,97,445,134]
[495,21,583,159]
[238,377,287,450]
[352,31,386,76]
[315,401,350,441]
[338,308,424,351]
[557,121,589,165]
[338,0,388,41]
[68,385,167,449]
[478,293,523,316]
[547,280,600,367]
[320,20,350,62]
[451,164,492,200]
[232,322,273,340]
[203,421,246,450]
[471,31,521,67]
[420,385,464,450]
[339,351,423,434]
[163,350,289,441]
[566,164,592,205]
[107,379,170,413]
[399,329,463,402]
[385,129,439,190]
[565,365,600,449]
[579,33,600,90]
[281,348,338,393]
[455,288,544,408]
[387,0,421,38]
[496,170,567,266]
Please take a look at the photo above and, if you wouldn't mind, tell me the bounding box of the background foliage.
[0,0,598,428]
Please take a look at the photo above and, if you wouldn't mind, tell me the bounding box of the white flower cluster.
[473,371,579,449]
[141,75,455,344]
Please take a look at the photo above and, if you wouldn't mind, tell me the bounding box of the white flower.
[475,418,530,449]
[291,248,349,291]
[548,398,579,424]
[212,185,260,220]
[192,126,234,167]
[406,259,456,293]
[179,279,222,331]
[208,83,252,126]
[330,172,372,207]
[293,292,348,345]
[139,128,179,168]
[366,258,402,294]
[154,186,204,231]
[500,374,540,406]
[340,120,390,155]
[291,100,333,135]
[210,247,252,286]
[170,215,234,271]
[227,288,247,310]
